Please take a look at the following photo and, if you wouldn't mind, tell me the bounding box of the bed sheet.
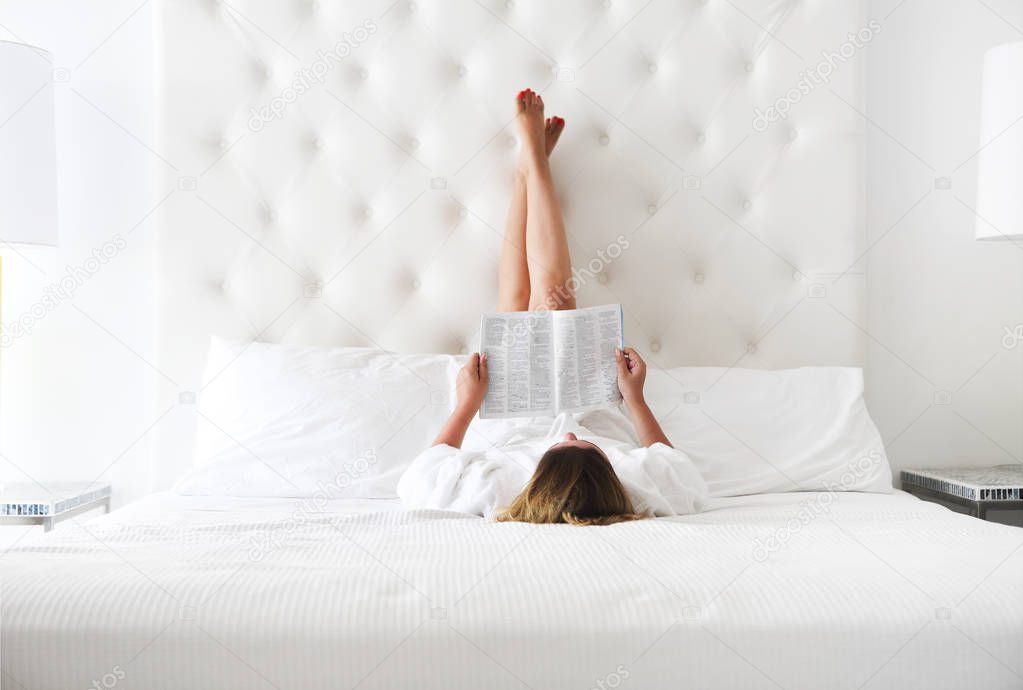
[3,490,1021,690]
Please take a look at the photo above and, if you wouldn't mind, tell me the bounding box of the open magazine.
[479,304,624,419]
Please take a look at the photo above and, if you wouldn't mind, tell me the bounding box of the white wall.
[866,0,1023,522]
[0,0,158,515]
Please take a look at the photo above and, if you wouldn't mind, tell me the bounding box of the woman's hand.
[455,352,489,414]
[616,347,671,447]
[615,347,646,405]
[433,353,488,448]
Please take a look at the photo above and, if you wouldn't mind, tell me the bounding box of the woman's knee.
[498,285,531,312]
[530,283,576,311]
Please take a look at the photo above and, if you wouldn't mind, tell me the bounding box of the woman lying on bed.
[397,89,706,524]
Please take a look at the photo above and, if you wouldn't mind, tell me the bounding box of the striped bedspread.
[2,491,1021,689]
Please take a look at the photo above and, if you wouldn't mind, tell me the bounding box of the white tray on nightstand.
[901,466,1023,520]
[0,482,111,532]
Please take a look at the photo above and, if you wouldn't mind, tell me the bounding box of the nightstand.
[901,466,1023,521]
[0,483,111,532]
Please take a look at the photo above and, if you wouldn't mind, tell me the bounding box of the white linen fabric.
[180,337,889,501]
[177,337,456,498]
[3,491,1021,690]
[397,410,707,518]
[642,366,893,496]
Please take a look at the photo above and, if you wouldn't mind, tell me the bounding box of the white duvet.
[2,491,1021,690]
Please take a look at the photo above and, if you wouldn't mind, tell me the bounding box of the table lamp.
[975,42,1023,243]
[0,40,57,247]
[975,41,1023,471]
[0,40,59,456]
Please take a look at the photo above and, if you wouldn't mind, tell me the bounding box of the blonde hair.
[496,445,645,526]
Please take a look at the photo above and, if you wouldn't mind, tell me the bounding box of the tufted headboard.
[155,0,867,487]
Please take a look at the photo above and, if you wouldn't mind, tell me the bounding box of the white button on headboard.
[154,0,867,488]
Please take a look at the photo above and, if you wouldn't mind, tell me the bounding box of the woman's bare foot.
[515,88,547,174]
[544,115,565,157]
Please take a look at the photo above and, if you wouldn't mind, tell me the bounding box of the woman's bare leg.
[497,91,565,312]
[497,173,530,312]
[515,90,575,311]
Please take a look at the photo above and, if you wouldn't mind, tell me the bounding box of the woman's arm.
[432,353,489,448]
[615,347,672,448]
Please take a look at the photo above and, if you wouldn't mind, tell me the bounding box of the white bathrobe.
[397,409,707,519]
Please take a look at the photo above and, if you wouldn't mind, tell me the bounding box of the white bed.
[4,490,1021,690]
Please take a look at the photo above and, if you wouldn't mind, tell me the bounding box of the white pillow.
[174,338,457,498]
[642,367,892,496]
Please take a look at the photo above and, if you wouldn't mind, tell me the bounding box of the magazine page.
[553,304,624,413]
[479,311,555,419]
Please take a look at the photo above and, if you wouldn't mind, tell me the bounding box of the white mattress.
[3,491,1021,690]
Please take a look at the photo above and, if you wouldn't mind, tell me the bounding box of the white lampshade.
[976,41,1023,241]
[0,40,58,246]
